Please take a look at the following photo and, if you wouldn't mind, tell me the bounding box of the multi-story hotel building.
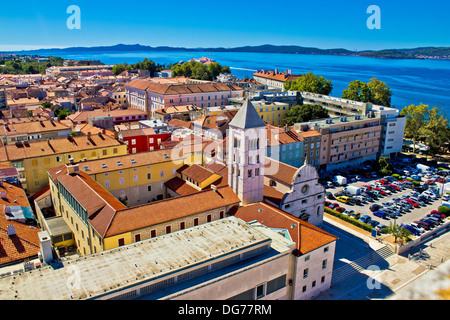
[294,115,382,173]
[253,69,301,90]
[299,91,373,117]
[125,80,244,117]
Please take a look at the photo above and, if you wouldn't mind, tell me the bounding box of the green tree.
[368,78,392,107]
[285,72,333,95]
[342,80,373,103]
[41,101,53,109]
[400,104,430,153]
[386,221,411,244]
[378,156,394,176]
[286,104,330,125]
[171,60,230,81]
[421,107,450,154]
[112,63,131,76]
[54,107,72,120]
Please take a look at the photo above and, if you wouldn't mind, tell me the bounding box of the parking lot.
[324,171,448,238]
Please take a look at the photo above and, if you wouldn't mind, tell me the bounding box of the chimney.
[7,225,16,237]
[38,231,53,265]
[67,163,80,175]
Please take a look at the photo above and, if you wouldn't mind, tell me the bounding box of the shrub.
[324,207,373,232]
[438,206,450,217]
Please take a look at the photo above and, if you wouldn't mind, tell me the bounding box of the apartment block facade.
[295,115,382,173]
[125,80,244,117]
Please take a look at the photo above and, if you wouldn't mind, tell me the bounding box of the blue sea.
[39,50,450,115]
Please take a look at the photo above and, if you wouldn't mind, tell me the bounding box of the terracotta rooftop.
[127,81,243,95]
[253,70,301,83]
[232,202,338,256]
[104,185,241,237]
[178,164,219,184]
[0,182,41,266]
[264,158,299,186]
[78,149,182,175]
[1,120,71,136]
[3,134,124,162]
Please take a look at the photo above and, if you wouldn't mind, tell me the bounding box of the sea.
[37,50,450,115]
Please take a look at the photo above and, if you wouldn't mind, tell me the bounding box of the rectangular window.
[256,284,265,299]
[303,268,309,279]
[118,238,125,247]
[151,230,156,238]
[322,259,328,269]
[180,222,185,230]
[207,214,212,223]
[135,234,141,242]
[266,275,287,295]
[166,226,171,234]
[105,180,110,188]
[160,170,164,178]
[194,218,199,226]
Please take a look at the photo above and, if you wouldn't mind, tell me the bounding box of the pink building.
[125,80,244,117]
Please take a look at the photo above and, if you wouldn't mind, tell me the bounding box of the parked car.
[369,220,381,228]
[359,215,372,224]
[400,224,420,236]
[336,196,349,204]
[373,211,387,219]
[420,218,437,227]
[409,222,425,234]
[414,220,432,230]
[326,192,335,200]
[370,204,381,212]
[342,209,354,216]
[335,207,346,213]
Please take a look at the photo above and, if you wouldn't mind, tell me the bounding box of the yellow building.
[76,149,185,206]
[1,132,128,194]
[216,100,291,127]
[48,164,240,256]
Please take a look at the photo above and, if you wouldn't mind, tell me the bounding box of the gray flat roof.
[0,217,277,300]
[46,216,72,237]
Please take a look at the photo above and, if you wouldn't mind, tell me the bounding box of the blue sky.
[1,0,449,51]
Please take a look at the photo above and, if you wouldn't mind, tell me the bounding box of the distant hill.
[9,44,450,60]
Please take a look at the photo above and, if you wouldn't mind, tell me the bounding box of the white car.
[409,223,425,234]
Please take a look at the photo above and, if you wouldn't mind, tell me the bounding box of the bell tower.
[227,100,266,205]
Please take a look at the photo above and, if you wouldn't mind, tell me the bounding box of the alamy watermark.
[67,5,81,30]
[367,5,381,30]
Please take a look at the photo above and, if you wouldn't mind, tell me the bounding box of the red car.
[425,180,435,185]
[405,199,419,207]
[388,184,401,191]
[437,178,444,183]
[335,207,346,213]
[430,210,446,219]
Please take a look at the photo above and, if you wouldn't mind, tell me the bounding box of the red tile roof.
[232,202,337,256]
[0,183,41,266]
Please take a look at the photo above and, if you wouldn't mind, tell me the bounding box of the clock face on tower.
[302,184,309,195]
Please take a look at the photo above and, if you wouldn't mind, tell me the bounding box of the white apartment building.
[372,105,406,158]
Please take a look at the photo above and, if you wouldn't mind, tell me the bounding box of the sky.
[1,0,449,52]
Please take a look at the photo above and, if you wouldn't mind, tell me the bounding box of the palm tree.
[386,221,411,245]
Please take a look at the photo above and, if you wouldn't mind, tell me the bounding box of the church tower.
[227,99,266,205]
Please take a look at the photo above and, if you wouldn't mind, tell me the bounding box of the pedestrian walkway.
[331,246,395,286]
[315,215,450,300]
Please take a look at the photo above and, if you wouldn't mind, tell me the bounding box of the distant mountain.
[9,44,450,60]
